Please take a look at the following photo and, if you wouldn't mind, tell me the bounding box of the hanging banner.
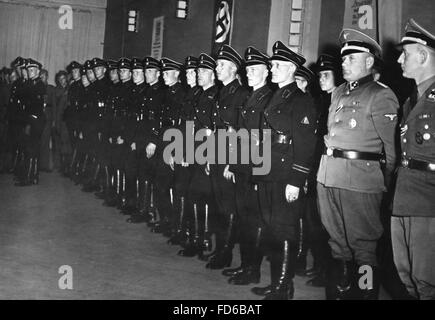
[343,0,378,40]
[151,16,164,60]
[211,0,234,56]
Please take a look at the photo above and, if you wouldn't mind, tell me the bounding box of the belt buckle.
[326,148,333,157]
[401,158,409,168]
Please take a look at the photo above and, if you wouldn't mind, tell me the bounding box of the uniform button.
[352,110,356,113]
[331,133,335,137]
[335,119,340,123]
[424,124,429,130]
[403,138,407,143]
[403,152,407,156]
[367,163,370,166]
[281,158,285,162]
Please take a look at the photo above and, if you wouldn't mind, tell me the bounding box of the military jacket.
[317,75,399,193]
[24,77,46,122]
[109,80,134,141]
[230,84,272,175]
[394,78,435,217]
[7,78,28,124]
[257,82,317,188]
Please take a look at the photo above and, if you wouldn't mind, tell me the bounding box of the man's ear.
[366,55,375,70]
[418,47,429,65]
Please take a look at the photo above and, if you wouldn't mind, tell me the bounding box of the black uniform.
[153,82,185,234]
[207,79,249,269]
[228,84,272,284]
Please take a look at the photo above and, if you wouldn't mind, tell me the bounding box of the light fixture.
[128,9,139,32]
[176,0,188,19]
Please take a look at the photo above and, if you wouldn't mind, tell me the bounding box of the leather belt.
[401,157,435,172]
[272,133,292,145]
[324,147,382,161]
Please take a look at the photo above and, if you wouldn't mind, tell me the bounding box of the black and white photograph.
[0,0,434,304]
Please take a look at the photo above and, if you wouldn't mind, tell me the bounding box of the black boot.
[229,227,263,285]
[325,259,356,300]
[179,203,201,257]
[295,218,308,276]
[103,168,118,207]
[264,241,295,300]
[198,203,214,261]
[148,184,160,228]
[205,213,234,270]
[128,180,151,224]
[67,148,78,178]
[32,157,39,185]
[223,242,248,277]
[9,149,20,174]
[83,163,100,192]
[15,158,33,186]
[95,166,110,199]
[168,196,186,245]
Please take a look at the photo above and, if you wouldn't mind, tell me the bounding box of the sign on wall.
[151,16,164,60]
[343,0,378,40]
[211,0,234,56]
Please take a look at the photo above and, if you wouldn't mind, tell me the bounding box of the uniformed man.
[95,59,121,200]
[295,65,315,94]
[317,29,399,300]
[128,56,165,223]
[250,41,317,300]
[104,57,134,207]
[206,44,249,270]
[293,64,317,277]
[15,59,47,186]
[224,46,272,286]
[149,58,185,235]
[167,56,202,245]
[72,60,94,185]
[122,57,148,216]
[64,61,83,177]
[303,54,340,288]
[82,57,110,192]
[178,53,218,258]
[6,57,28,175]
[392,19,435,300]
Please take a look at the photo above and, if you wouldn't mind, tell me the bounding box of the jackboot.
[168,196,186,245]
[15,157,33,186]
[264,241,295,300]
[179,203,201,257]
[205,213,234,270]
[229,227,263,285]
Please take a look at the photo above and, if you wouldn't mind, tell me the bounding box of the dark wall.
[103,0,125,59]
[402,0,435,29]
[103,0,271,61]
[318,0,345,57]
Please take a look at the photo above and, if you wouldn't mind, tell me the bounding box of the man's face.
[341,52,371,82]
[109,69,119,83]
[162,70,179,86]
[319,70,336,93]
[197,68,214,88]
[186,69,197,87]
[93,66,106,79]
[216,59,235,83]
[81,74,90,86]
[119,68,131,82]
[9,71,18,83]
[397,44,422,80]
[145,68,159,84]
[270,60,294,84]
[40,72,48,84]
[27,67,39,80]
[295,76,308,93]
[246,64,268,89]
[59,75,67,88]
[21,68,28,80]
[132,69,145,84]
[72,68,81,81]
[86,69,96,82]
